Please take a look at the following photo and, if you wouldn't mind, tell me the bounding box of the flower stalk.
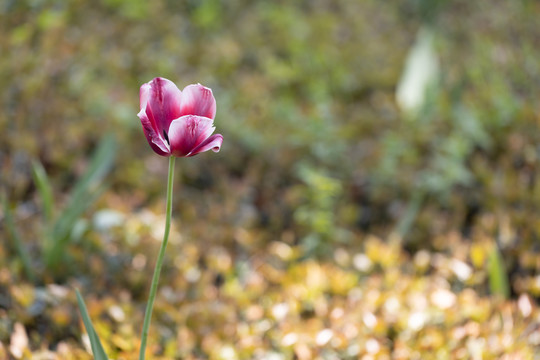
[139,155,176,360]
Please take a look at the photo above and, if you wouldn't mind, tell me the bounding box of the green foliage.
[31,160,55,223]
[2,193,35,281]
[102,0,149,20]
[31,135,117,274]
[48,135,115,270]
[378,27,478,202]
[75,289,109,360]
[294,165,343,255]
[488,245,510,299]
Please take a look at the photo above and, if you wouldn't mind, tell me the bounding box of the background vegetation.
[1,0,540,358]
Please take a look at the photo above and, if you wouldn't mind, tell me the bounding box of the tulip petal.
[146,77,182,133]
[139,83,151,111]
[138,109,171,156]
[168,115,215,157]
[179,84,216,119]
[139,83,159,134]
[188,134,223,157]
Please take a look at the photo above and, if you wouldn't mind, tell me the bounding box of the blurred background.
[1,0,540,358]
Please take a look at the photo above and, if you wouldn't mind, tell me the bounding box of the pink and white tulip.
[137,77,223,157]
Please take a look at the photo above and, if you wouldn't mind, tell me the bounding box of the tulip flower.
[138,77,223,157]
[136,77,223,360]
[77,78,224,360]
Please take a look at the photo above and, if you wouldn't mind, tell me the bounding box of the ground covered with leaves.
[2,0,540,359]
[3,226,540,359]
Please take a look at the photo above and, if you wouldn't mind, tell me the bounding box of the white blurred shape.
[396,27,439,116]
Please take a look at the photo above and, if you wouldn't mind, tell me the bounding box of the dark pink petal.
[138,109,171,156]
[188,134,223,157]
[146,77,182,133]
[179,84,216,119]
[167,115,214,157]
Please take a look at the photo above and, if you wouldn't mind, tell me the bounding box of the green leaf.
[75,289,109,360]
[488,245,510,299]
[45,135,116,268]
[2,193,35,281]
[45,186,106,268]
[31,160,55,223]
[68,134,116,206]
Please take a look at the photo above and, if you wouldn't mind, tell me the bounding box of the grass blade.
[488,245,510,299]
[69,134,116,206]
[55,134,116,241]
[75,289,109,360]
[31,160,55,223]
[45,135,116,268]
[45,186,106,268]
[2,193,35,281]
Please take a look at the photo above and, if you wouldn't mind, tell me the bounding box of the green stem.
[139,156,176,360]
